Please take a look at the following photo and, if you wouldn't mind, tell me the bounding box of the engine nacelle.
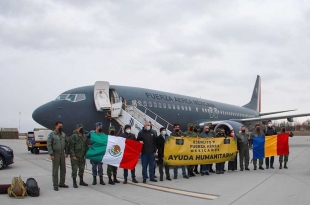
[214,120,247,135]
[287,118,294,122]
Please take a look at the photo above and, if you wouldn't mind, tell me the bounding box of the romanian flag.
[86,133,142,170]
[252,133,289,159]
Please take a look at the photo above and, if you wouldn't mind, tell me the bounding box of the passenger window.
[181,105,184,110]
[154,102,157,108]
[185,106,188,111]
[143,101,147,107]
[168,104,171,109]
[189,107,191,111]
[202,108,204,112]
[172,104,176,109]
[163,103,167,109]
[149,102,153,107]
[158,103,162,108]
[75,94,86,102]
[196,108,198,112]
[177,105,180,110]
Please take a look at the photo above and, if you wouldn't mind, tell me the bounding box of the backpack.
[26,178,40,197]
[7,176,27,198]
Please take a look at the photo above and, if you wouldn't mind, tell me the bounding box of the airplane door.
[94,81,111,111]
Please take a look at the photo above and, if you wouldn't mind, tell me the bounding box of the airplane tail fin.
[242,75,261,112]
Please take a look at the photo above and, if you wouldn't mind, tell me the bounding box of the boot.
[132,178,138,183]
[73,177,78,188]
[160,176,163,181]
[79,176,88,186]
[99,176,105,185]
[92,176,97,185]
[108,177,115,185]
[123,179,128,184]
[279,163,282,169]
[113,174,120,183]
[284,162,288,169]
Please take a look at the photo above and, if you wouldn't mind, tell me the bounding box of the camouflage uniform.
[69,124,88,187]
[47,130,68,189]
[183,123,198,177]
[107,126,120,185]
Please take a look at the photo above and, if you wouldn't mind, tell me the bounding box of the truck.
[26,130,52,154]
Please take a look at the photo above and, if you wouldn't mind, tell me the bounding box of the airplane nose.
[32,103,55,128]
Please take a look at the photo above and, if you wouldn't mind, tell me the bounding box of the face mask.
[189,126,193,131]
[79,128,84,134]
[146,126,151,131]
[231,133,235,137]
[110,131,115,135]
[98,128,103,133]
[194,128,198,133]
[268,123,272,127]
[126,129,131,134]
[205,130,209,134]
[175,129,180,133]
[256,127,260,132]
[241,130,246,133]
[161,131,167,136]
[58,127,63,133]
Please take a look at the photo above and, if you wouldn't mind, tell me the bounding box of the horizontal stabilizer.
[259,109,297,116]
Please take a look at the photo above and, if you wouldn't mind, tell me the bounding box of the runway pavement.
[1,136,310,205]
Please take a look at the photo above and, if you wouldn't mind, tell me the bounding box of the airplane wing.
[236,112,310,123]
[259,109,297,116]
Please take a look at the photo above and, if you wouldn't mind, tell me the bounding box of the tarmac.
[1,136,310,205]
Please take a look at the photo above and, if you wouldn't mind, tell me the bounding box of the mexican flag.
[86,133,142,170]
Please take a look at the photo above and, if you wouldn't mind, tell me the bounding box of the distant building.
[0,128,19,139]
[33,128,49,131]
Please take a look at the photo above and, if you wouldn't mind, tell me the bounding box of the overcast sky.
[1,0,310,132]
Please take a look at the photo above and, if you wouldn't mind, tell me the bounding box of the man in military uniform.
[170,123,189,179]
[107,126,120,185]
[183,123,198,177]
[47,122,69,191]
[250,123,265,170]
[264,120,277,169]
[279,127,294,169]
[237,126,250,171]
[69,124,88,188]
[215,128,226,174]
[87,122,105,185]
[199,126,214,175]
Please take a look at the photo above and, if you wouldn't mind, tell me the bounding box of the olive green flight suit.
[47,130,68,188]
[183,131,198,174]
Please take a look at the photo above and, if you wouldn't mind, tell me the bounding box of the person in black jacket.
[120,124,139,184]
[264,120,277,169]
[157,127,171,181]
[137,121,157,183]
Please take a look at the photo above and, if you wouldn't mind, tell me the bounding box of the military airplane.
[32,75,310,135]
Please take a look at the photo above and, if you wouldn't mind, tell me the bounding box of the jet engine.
[214,120,247,135]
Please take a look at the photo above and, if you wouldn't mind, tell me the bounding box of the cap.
[95,122,103,127]
[76,124,83,128]
[207,123,213,126]
[187,123,194,127]
[109,126,115,131]
[124,125,131,130]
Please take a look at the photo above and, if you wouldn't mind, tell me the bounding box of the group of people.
[46,120,292,191]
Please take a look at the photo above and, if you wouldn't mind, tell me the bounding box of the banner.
[164,137,237,166]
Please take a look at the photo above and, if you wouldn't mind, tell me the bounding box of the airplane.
[32,75,310,135]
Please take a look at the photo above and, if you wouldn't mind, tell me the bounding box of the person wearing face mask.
[107,126,120,185]
[120,125,139,184]
[199,126,213,176]
[263,120,277,169]
[279,127,294,169]
[228,129,238,172]
[184,123,199,177]
[47,122,69,191]
[68,124,88,188]
[250,123,265,170]
[170,123,189,179]
[237,126,250,171]
[207,123,216,173]
[156,127,172,181]
[87,122,105,186]
[137,121,157,183]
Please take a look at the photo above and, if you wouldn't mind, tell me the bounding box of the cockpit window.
[55,94,86,102]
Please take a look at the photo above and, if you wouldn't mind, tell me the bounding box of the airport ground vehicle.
[0,144,14,170]
[26,130,52,154]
